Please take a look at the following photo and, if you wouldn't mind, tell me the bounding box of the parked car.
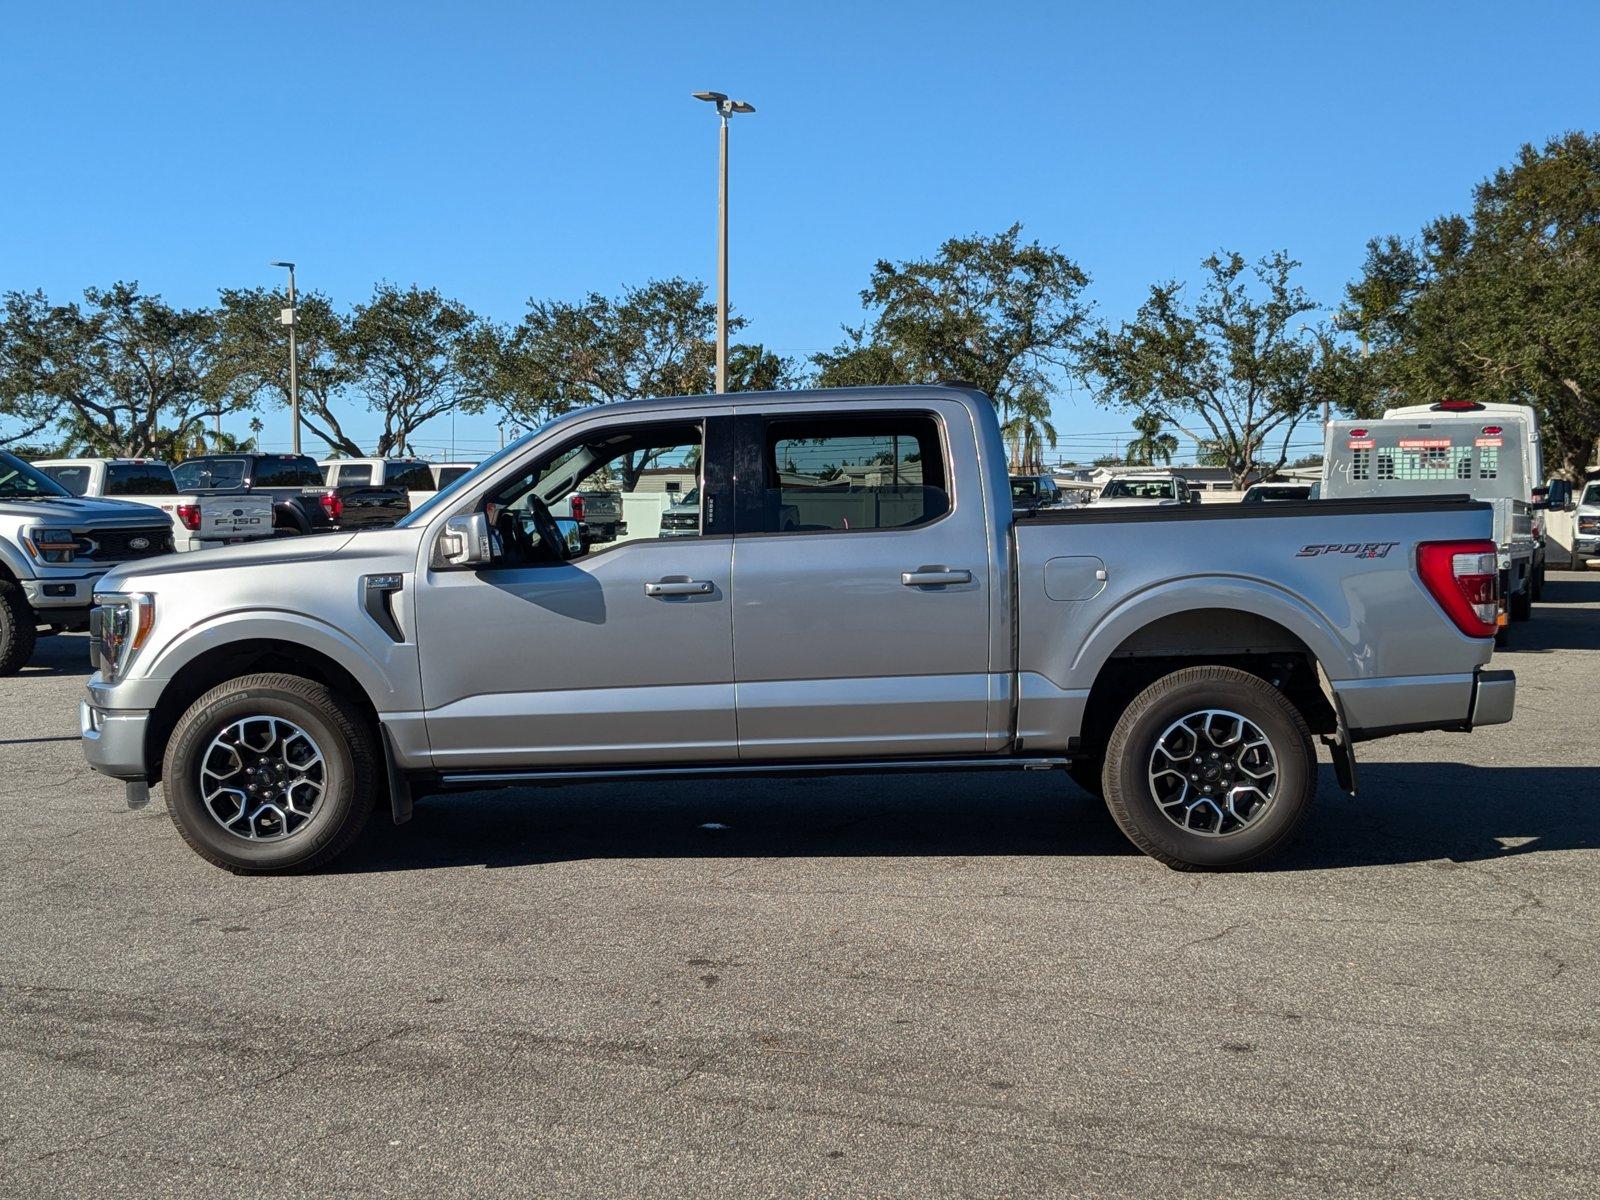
[0,450,175,675]
[1322,408,1565,633]
[32,458,274,553]
[319,457,439,512]
[1094,474,1199,508]
[81,385,1515,875]
[1241,483,1314,504]
[173,453,409,535]
[1010,474,1065,516]
[658,489,699,537]
[1574,480,1600,568]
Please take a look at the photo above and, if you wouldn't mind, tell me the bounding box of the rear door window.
[105,463,177,496]
[253,456,325,487]
[334,463,373,486]
[385,461,436,491]
[753,415,948,534]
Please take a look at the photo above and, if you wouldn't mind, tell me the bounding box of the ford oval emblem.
[129,537,150,551]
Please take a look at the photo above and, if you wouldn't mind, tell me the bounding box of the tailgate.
[198,494,274,538]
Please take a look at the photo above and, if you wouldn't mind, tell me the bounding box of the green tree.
[1124,410,1178,466]
[1342,132,1600,479]
[812,224,1091,463]
[1083,252,1354,489]
[340,284,488,457]
[0,283,231,457]
[214,287,355,454]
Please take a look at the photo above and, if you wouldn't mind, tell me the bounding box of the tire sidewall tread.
[0,581,38,677]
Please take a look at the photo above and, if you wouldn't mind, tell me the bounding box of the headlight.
[1580,516,1600,536]
[90,592,155,679]
[23,526,82,564]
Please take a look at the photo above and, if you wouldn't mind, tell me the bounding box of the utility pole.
[270,261,300,454]
[692,91,755,394]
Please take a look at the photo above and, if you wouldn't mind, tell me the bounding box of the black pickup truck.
[171,454,410,536]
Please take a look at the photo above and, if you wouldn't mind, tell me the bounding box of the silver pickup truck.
[80,386,1515,874]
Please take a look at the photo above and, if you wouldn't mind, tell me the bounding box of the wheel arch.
[1074,593,1345,756]
[144,636,384,785]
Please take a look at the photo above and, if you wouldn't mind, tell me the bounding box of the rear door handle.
[901,569,973,587]
[645,579,714,596]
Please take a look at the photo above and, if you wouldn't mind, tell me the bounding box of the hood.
[0,494,168,525]
[98,531,357,592]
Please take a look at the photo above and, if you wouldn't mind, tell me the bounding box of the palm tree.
[1125,411,1177,467]
[1002,391,1057,473]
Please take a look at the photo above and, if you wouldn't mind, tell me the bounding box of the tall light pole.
[270,261,301,453]
[692,91,754,394]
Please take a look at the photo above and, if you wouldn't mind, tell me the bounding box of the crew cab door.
[414,414,737,770]
[729,403,999,759]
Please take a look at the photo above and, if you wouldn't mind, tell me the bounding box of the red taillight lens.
[175,504,202,531]
[1417,539,1498,638]
[321,491,344,522]
[1433,398,1483,412]
[568,493,584,522]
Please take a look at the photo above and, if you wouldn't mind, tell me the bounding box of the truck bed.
[1011,496,1499,743]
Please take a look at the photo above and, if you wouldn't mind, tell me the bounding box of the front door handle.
[645,578,714,596]
[901,568,973,587]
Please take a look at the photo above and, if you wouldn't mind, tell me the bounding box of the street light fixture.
[692,90,755,394]
[269,260,301,454]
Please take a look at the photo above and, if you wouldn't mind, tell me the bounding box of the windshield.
[173,458,247,489]
[397,425,552,527]
[1583,484,1600,508]
[1103,479,1175,500]
[0,452,72,499]
[672,488,699,508]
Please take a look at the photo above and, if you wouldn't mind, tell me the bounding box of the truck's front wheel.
[0,581,38,676]
[1102,666,1315,870]
[162,672,379,873]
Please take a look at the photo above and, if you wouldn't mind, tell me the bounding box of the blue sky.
[3,0,1595,462]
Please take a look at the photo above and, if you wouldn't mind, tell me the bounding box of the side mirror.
[1190,492,1203,505]
[439,512,493,567]
[1542,478,1573,511]
[551,516,585,557]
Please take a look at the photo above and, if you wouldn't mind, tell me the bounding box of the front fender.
[101,608,418,714]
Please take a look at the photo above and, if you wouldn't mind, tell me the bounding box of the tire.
[161,672,379,873]
[0,581,38,676]
[1067,756,1104,801]
[1102,665,1316,871]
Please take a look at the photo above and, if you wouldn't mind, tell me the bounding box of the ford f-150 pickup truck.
[0,451,176,675]
[173,453,411,535]
[32,457,275,553]
[80,386,1515,874]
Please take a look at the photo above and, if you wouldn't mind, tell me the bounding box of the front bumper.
[21,570,107,612]
[80,699,151,782]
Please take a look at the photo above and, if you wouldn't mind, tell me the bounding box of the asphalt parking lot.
[2,573,1597,1199]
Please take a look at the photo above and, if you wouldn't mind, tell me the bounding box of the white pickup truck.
[320,457,444,511]
[32,458,274,553]
[1575,481,1600,568]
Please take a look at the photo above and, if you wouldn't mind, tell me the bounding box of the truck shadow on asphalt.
[1505,572,1600,653]
[336,761,1599,874]
[19,632,94,677]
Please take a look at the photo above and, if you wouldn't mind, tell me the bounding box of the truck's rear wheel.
[0,582,38,676]
[161,672,378,873]
[1510,583,1533,622]
[1102,666,1315,870]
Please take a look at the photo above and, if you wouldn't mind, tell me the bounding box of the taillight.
[321,491,344,522]
[568,493,585,522]
[1417,540,1498,638]
[175,504,202,531]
